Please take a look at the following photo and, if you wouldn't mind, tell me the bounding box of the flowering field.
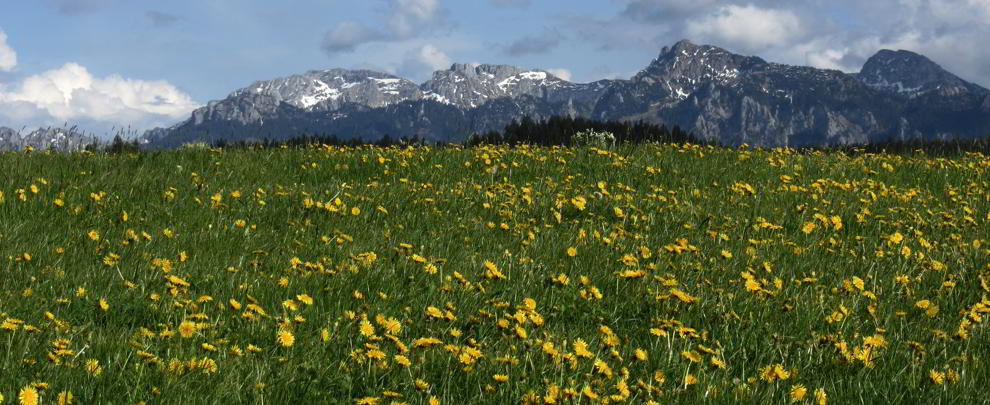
[1,143,988,404]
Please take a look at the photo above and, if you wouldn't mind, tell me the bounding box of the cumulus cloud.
[504,28,564,56]
[322,0,449,55]
[146,11,180,27]
[547,68,572,81]
[398,44,452,81]
[0,30,16,72]
[685,5,803,51]
[388,0,442,38]
[322,20,386,53]
[0,63,199,131]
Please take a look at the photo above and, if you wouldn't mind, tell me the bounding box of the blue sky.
[1,0,989,136]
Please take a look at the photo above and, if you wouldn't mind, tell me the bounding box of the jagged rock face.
[211,69,422,124]
[420,64,570,108]
[634,40,765,96]
[141,40,990,148]
[0,127,98,151]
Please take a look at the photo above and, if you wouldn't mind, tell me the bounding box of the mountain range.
[50,40,990,148]
[0,127,98,152]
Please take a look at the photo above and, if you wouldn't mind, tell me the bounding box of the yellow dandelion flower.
[681,350,702,363]
[493,374,509,383]
[85,359,103,376]
[814,388,827,405]
[571,196,587,210]
[98,297,109,311]
[179,321,197,338]
[888,232,904,244]
[277,329,295,347]
[19,386,39,405]
[573,338,594,358]
[634,348,648,361]
[684,374,698,386]
[87,230,100,241]
[567,247,577,257]
[514,325,528,339]
[790,384,807,402]
[359,319,376,337]
[760,365,777,382]
[774,364,791,380]
[930,369,945,385]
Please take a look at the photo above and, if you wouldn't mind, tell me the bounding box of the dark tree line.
[210,133,427,150]
[105,114,990,156]
[814,136,990,157]
[465,116,702,146]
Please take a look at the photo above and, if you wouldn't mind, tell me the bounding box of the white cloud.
[398,44,452,81]
[416,44,452,70]
[322,0,448,55]
[389,0,441,37]
[322,20,385,53]
[547,68,572,81]
[0,30,16,72]
[686,5,803,50]
[0,63,199,130]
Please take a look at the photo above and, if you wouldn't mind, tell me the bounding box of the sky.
[1,0,989,137]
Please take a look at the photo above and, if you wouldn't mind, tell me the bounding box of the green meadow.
[0,143,988,404]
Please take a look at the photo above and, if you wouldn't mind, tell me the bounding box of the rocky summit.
[141,40,990,148]
[0,127,98,152]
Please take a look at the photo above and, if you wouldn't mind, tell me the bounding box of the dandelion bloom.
[19,386,39,405]
[790,384,807,402]
[179,321,197,338]
[277,329,295,347]
[814,388,827,405]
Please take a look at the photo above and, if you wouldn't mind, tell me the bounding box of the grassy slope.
[0,144,988,404]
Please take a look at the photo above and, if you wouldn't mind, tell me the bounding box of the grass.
[0,143,988,404]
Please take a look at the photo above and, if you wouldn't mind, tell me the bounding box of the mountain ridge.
[140,39,990,148]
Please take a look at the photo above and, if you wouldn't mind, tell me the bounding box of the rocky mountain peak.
[421,63,566,108]
[445,63,525,79]
[632,39,765,100]
[858,49,984,97]
[223,68,421,115]
[0,126,97,151]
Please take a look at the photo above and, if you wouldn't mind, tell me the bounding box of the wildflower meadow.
[1,143,988,404]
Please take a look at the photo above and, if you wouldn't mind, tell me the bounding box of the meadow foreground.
[0,143,988,404]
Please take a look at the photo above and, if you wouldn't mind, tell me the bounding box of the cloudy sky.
[1,0,989,137]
